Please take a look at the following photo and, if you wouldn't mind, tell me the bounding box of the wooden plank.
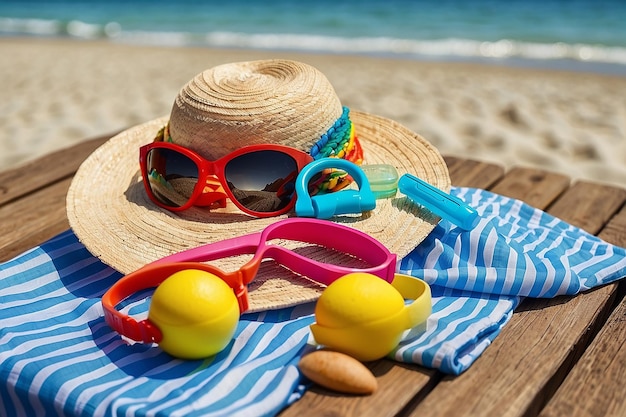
[490,166,571,209]
[0,133,114,207]
[281,363,438,417]
[403,179,626,417]
[0,133,117,261]
[598,202,626,248]
[539,205,626,417]
[444,156,505,189]
[548,181,626,234]
[539,292,626,417]
[0,177,73,262]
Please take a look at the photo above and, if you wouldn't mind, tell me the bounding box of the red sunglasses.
[139,142,313,218]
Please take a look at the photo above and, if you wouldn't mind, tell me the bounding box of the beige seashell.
[298,350,378,395]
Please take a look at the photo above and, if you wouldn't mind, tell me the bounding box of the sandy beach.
[2,38,625,187]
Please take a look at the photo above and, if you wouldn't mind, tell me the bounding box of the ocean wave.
[2,16,626,67]
[0,17,121,39]
[201,32,626,66]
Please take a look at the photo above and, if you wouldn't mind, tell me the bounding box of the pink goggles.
[102,218,397,345]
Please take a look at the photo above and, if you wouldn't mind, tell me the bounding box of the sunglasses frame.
[139,142,314,217]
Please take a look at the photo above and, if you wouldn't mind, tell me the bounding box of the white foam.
[1,17,626,67]
[200,32,626,66]
[0,17,62,35]
[66,20,102,39]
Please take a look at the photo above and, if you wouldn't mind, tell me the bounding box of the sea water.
[1,0,625,74]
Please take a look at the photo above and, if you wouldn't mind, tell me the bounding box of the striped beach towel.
[1,187,624,416]
[394,188,625,372]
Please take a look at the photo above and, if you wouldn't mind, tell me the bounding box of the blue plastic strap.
[295,158,376,219]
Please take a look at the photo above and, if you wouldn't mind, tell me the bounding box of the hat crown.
[168,59,343,159]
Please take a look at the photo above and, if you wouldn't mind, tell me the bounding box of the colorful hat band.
[309,107,363,194]
[310,107,354,159]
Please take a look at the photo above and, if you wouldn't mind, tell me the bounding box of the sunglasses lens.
[145,148,199,208]
[225,150,299,213]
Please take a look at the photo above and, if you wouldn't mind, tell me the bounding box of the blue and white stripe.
[394,186,625,374]
[391,288,520,374]
[1,187,625,415]
[1,232,312,417]
[400,187,626,298]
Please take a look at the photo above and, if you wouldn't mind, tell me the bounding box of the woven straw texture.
[169,60,343,159]
[66,60,450,312]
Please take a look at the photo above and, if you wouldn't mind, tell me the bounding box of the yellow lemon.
[148,269,239,359]
[315,272,404,328]
[311,273,407,361]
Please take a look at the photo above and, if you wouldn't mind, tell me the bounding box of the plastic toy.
[398,173,480,230]
[148,269,239,359]
[360,164,399,199]
[101,218,397,359]
[310,272,432,361]
[295,158,376,219]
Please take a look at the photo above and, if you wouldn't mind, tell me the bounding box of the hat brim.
[67,110,450,311]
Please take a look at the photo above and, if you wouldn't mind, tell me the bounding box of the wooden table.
[1,134,624,417]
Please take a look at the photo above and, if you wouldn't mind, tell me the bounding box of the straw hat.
[67,59,450,312]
